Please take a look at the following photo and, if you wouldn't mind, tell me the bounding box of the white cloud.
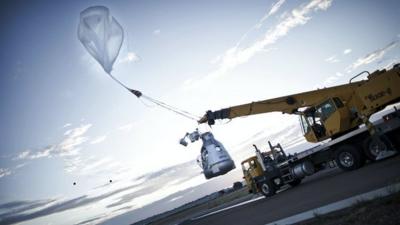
[315,71,345,88]
[255,0,286,29]
[325,55,339,63]
[16,163,26,169]
[185,0,333,90]
[343,48,352,54]
[0,160,210,225]
[79,157,117,175]
[0,168,11,178]
[323,75,338,85]
[63,156,82,173]
[233,0,286,50]
[117,52,140,65]
[63,123,72,128]
[90,135,107,144]
[209,55,222,64]
[346,40,399,73]
[324,48,350,64]
[59,124,92,156]
[15,124,92,161]
[16,150,31,160]
[12,123,125,177]
[153,29,161,35]
[29,147,53,159]
[382,59,400,70]
[118,123,135,132]
[14,147,54,160]
[64,124,91,137]
[168,195,183,202]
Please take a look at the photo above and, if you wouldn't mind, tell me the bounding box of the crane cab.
[241,156,263,193]
[300,97,353,142]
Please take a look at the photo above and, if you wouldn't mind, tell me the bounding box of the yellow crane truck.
[199,64,400,197]
[241,142,309,196]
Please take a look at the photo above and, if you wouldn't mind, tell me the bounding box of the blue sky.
[0,0,399,224]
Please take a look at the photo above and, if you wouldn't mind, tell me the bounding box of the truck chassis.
[244,107,400,197]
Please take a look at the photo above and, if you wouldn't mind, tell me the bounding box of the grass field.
[296,188,400,225]
[145,188,253,225]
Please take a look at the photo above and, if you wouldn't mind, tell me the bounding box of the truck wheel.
[288,178,302,187]
[259,180,276,197]
[335,145,364,171]
[363,136,391,161]
[387,131,400,150]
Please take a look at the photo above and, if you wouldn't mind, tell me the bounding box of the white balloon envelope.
[78,6,124,74]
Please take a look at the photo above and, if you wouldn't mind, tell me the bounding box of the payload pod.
[199,132,236,179]
[180,130,235,179]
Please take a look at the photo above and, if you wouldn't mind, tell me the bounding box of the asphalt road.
[183,155,400,225]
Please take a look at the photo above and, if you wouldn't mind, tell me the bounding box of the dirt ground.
[295,190,400,225]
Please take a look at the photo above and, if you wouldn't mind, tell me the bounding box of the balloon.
[78,6,124,74]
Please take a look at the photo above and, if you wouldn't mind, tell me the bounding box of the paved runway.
[183,155,400,225]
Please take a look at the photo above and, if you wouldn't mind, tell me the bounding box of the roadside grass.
[144,187,252,225]
[296,182,400,225]
[206,188,250,209]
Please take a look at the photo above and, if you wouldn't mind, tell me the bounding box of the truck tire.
[335,145,364,171]
[387,131,400,150]
[259,180,277,197]
[288,178,302,187]
[363,135,392,161]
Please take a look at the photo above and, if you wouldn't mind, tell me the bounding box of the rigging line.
[158,102,200,120]
[153,100,201,120]
[107,72,131,91]
[139,97,156,108]
[142,96,199,121]
[142,95,201,120]
[142,95,199,120]
[106,72,200,121]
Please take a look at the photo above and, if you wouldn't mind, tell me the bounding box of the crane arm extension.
[198,81,362,125]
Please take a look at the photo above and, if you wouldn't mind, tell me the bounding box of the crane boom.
[198,64,400,143]
[198,81,362,125]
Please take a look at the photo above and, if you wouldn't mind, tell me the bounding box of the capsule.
[199,132,235,179]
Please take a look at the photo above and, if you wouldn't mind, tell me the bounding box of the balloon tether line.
[107,72,200,121]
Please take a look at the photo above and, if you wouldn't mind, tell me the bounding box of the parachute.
[78,6,123,74]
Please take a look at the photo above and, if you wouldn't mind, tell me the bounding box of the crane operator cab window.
[300,99,337,141]
[242,161,250,172]
[250,160,257,169]
[241,160,253,177]
[242,160,257,172]
[316,99,336,122]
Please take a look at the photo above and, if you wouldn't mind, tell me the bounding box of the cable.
[144,95,201,119]
[106,72,200,121]
[107,72,131,91]
[139,97,156,108]
[142,95,200,121]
